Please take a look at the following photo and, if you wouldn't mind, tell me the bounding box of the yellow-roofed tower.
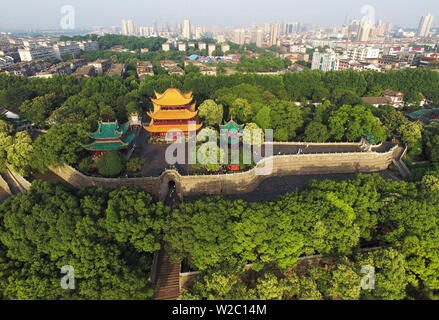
[144,88,202,141]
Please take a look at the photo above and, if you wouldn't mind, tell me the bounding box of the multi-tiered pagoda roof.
[144,88,202,140]
[220,119,245,145]
[82,121,136,156]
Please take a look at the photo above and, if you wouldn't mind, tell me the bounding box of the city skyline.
[1,0,439,31]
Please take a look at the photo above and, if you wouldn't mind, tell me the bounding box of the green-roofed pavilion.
[406,108,439,126]
[220,119,245,145]
[83,121,137,157]
[88,121,131,139]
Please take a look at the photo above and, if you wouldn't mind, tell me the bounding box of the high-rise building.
[216,34,226,43]
[127,20,135,36]
[264,22,270,34]
[386,22,393,34]
[417,13,434,37]
[251,25,258,43]
[183,18,192,39]
[357,20,371,41]
[208,43,216,56]
[256,30,264,48]
[233,29,245,45]
[121,20,128,35]
[195,26,203,39]
[280,21,286,35]
[269,23,279,47]
[285,22,298,34]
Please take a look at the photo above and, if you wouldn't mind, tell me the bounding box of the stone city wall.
[0,174,12,195]
[48,144,397,198]
[48,164,162,195]
[7,167,31,192]
[175,147,396,196]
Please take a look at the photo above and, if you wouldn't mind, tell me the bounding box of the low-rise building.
[420,53,439,67]
[361,96,393,107]
[137,61,154,81]
[53,42,81,60]
[166,65,185,75]
[289,45,307,54]
[0,56,14,67]
[199,65,217,75]
[221,44,230,53]
[361,89,405,108]
[345,46,380,61]
[381,89,405,107]
[88,59,112,76]
[184,59,217,75]
[78,41,99,52]
[69,59,87,71]
[0,60,48,76]
[18,45,56,62]
[311,50,337,72]
[0,47,20,62]
[208,44,216,56]
[74,65,97,78]
[35,62,72,78]
[178,42,187,51]
[106,63,126,77]
[160,60,184,75]
[162,43,171,51]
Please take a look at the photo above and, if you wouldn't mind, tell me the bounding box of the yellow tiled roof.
[147,109,198,120]
[151,88,193,106]
[152,102,196,113]
[144,123,202,133]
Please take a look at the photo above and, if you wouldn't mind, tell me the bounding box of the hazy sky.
[0,0,438,30]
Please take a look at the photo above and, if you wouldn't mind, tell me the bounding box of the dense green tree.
[253,106,271,130]
[185,63,200,74]
[304,121,330,142]
[6,131,33,177]
[329,105,386,142]
[126,157,145,173]
[19,93,57,128]
[229,98,254,123]
[97,150,126,177]
[0,122,14,173]
[357,248,410,300]
[105,187,167,252]
[423,126,439,163]
[31,123,89,173]
[270,100,303,141]
[198,99,224,126]
[242,123,264,145]
[0,181,156,299]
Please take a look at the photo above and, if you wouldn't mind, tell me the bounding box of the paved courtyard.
[134,129,392,177]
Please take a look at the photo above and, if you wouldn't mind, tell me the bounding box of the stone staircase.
[392,145,411,179]
[1,171,22,195]
[153,250,181,300]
